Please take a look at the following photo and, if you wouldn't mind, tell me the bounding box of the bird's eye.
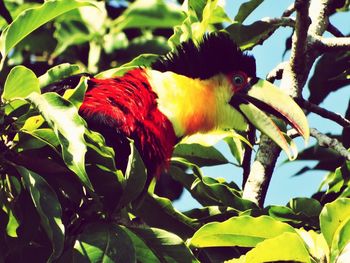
[232,74,244,86]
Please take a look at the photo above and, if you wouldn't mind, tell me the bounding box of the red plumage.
[80,69,177,177]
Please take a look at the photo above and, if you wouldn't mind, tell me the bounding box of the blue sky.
[174,1,350,210]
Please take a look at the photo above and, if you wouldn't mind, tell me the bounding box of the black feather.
[152,32,256,79]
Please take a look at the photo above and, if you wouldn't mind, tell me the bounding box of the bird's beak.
[230,78,309,159]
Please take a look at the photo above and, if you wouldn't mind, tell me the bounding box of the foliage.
[0,0,349,262]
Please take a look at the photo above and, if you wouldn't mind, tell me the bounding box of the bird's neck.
[146,69,243,137]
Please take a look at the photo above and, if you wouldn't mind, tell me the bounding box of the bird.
[44,32,309,181]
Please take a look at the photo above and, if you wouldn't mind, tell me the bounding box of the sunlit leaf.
[320,198,350,247]
[227,232,311,263]
[0,0,96,60]
[2,65,40,101]
[189,215,296,248]
[330,216,350,262]
[26,92,92,189]
[38,63,81,88]
[96,53,158,78]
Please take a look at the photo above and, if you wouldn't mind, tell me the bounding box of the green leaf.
[111,0,185,32]
[26,92,92,190]
[124,226,199,263]
[15,128,60,152]
[173,143,228,167]
[3,205,19,238]
[187,0,206,20]
[117,140,147,208]
[120,227,160,263]
[83,129,124,211]
[189,215,296,248]
[320,198,350,247]
[74,223,135,263]
[0,0,96,60]
[330,214,350,262]
[63,76,89,108]
[228,232,311,263]
[234,0,264,23]
[96,53,158,78]
[133,193,198,239]
[225,20,285,50]
[52,18,92,57]
[17,166,64,263]
[2,65,40,101]
[38,63,81,88]
[297,229,329,262]
[288,197,322,218]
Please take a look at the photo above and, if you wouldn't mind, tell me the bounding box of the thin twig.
[296,98,350,127]
[310,128,350,161]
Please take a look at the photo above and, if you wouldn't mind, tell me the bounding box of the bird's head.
[148,33,309,157]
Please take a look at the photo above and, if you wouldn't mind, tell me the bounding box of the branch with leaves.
[243,0,350,206]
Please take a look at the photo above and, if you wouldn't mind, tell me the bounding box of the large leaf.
[227,232,311,263]
[320,161,350,197]
[234,0,264,23]
[111,0,185,32]
[2,65,40,101]
[173,143,228,167]
[38,63,81,89]
[17,166,64,263]
[96,53,158,78]
[330,216,350,262]
[119,227,160,263]
[73,222,135,263]
[225,20,286,50]
[133,193,198,239]
[26,92,92,189]
[297,229,329,262]
[189,215,296,248]
[123,226,199,263]
[320,198,350,247]
[0,0,96,60]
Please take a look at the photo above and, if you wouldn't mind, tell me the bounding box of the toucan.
[45,32,309,180]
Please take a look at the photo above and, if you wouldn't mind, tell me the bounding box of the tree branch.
[310,128,350,161]
[314,35,350,51]
[327,22,344,37]
[266,62,288,83]
[0,0,12,24]
[242,0,342,207]
[282,3,295,17]
[296,98,350,127]
[242,136,281,207]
